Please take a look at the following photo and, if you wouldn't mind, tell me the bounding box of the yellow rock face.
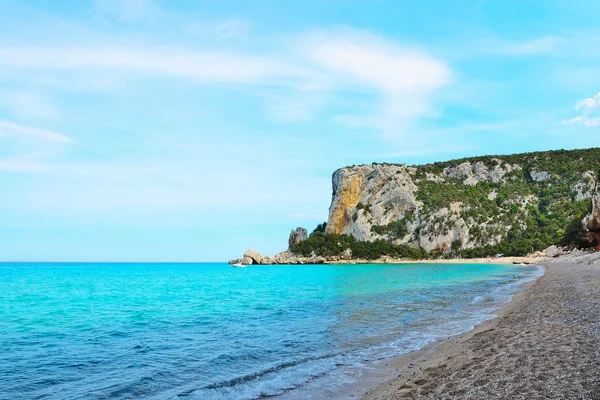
[327,172,364,234]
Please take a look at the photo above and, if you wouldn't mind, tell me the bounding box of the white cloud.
[0,119,72,143]
[507,36,562,55]
[300,28,451,138]
[441,35,563,59]
[0,47,298,85]
[304,29,450,93]
[563,92,600,127]
[0,27,451,139]
[564,115,600,127]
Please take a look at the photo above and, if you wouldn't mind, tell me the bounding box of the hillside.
[292,148,600,259]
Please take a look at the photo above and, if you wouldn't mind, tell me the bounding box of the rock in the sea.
[242,256,254,265]
[243,249,263,265]
[228,258,243,265]
[288,227,308,248]
[260,255,273,265]
[273,251,295,264]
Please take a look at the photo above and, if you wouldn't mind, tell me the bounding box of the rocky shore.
[229,238,600,267]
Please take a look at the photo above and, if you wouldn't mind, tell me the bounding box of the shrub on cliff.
[311,222,327,236]
[371,220,408,239]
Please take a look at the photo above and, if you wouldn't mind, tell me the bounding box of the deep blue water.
[0,262,542,399]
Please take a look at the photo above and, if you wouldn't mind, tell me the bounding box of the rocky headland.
[230,148,600,265]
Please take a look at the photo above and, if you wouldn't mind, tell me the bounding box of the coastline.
[355,262,600,399]
[231,248,550,266]
[322,255,545,265]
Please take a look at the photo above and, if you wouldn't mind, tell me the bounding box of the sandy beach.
[360,262,600,399]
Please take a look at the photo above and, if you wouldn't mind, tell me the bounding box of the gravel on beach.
[364,263,600,400]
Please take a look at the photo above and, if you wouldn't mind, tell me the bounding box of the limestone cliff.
[325,148,600,255]
[584,181,600,250]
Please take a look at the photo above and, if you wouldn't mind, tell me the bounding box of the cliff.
[324,148,600,256]
[584,180,600,250]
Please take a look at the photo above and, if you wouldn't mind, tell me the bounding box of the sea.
[0,262,542,400]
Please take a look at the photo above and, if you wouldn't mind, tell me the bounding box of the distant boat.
[232,263,246,268]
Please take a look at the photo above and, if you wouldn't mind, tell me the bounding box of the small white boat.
[232,263,246,268]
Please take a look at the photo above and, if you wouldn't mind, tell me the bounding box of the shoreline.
[237,254,550,266]
[330,263,544,399]
[355,262,600,399]
[322,255,545,265]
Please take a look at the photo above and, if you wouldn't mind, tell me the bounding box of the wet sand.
[362,262,600,399]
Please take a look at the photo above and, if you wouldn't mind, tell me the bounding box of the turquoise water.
[0,262,541,399]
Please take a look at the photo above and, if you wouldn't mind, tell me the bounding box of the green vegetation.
[291,232,425,260]
[410,148,600,178]
[371,219,408,239]
[311,222,327,235]
[356,202,372,213]
[411,148,600,257]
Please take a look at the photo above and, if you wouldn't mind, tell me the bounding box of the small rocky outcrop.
[260,255,273,265]
[547,246,600,265]
[443,160,520,186]
[529,170,551,182]
[229,251,274,265]
[288,227,308,248]
[545,245,563,258]
[341,248,352,260]
[228,250,265,265]
[242,256,254,265]
[308,251,326,264]
[273,251,299,264]
[571,171,597,201]
[243,249,263,265]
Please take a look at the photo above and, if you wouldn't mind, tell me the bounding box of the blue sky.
[1,0,599,261]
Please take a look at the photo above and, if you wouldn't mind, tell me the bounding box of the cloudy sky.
[1,0,599,261]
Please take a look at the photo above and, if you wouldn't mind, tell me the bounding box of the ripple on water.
[0,262,543,400]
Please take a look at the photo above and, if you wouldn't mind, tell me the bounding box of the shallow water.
[0,262,542,399]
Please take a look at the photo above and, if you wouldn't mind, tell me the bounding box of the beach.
[361,262,600,399]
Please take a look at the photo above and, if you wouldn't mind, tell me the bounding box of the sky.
[1,0,600,262]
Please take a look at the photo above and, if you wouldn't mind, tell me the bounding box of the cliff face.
[327,164,417,237]
[584,181,600,250]
[326,148,600,254]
